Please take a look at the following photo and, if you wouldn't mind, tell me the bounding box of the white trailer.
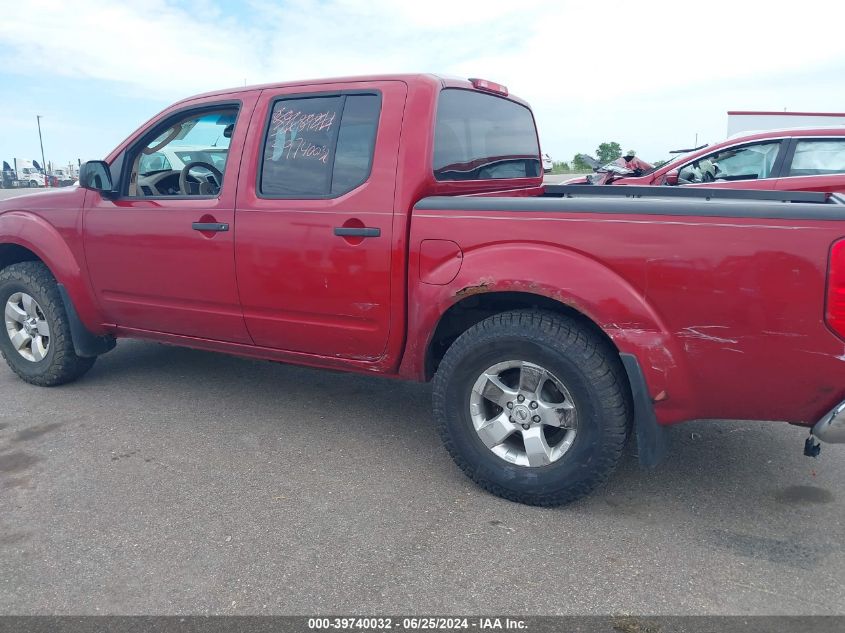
[727,111,845,136]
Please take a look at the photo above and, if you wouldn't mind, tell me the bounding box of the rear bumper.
[813,401,845,443]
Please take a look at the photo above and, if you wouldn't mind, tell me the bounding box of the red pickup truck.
[1,74,844,506]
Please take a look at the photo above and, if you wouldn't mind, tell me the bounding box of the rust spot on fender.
[454,277,495,298]
[454,284,490,298]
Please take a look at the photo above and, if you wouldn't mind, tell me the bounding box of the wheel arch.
[401,240,697,426]
[424,291,617,380]
[0,211,107,336]
[0,242,42,270]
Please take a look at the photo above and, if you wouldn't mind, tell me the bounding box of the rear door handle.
[333,227,380,238]
[192,222,229,232]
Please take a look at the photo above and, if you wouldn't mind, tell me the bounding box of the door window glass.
[332,95,380,195]
[260,94,381,197]
[678,142,780,184]
[127,107,238,197]
[789,140,845,176]
[138,152,172,173]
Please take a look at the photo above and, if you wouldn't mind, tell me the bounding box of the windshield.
[174,149,228,171]
[640,145,712,176]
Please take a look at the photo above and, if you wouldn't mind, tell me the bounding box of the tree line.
[550,141,622,174]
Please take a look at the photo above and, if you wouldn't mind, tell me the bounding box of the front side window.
[789,140,845,176]
[678,141,780,184]
[260,94,381,197]
[433,89,541,181]
[127,107,238,197]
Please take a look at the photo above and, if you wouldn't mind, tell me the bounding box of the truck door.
[234,81,406,360]
[84,94,258,343]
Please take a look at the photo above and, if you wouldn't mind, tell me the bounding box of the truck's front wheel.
[0,262,96,386]
[432,310,631,506]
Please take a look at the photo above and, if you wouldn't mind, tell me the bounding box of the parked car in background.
[50,168,76,186]
[566,127,845,193]
[18,165,45,188]
[0,160,51,188]
[1,162,14,188]
[542,153,552,173]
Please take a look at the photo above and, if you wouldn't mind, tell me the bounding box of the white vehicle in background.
[542,153,553,173]
[50,167,77,186]
[727,110,845,136]
[17,162,45,187]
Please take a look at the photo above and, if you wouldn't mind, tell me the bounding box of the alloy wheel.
[5,292,51,362]
[469,360,578,467]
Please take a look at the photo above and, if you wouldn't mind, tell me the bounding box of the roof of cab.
[172,73,531,109]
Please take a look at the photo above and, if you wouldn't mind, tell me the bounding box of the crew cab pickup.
[1,74,844,506]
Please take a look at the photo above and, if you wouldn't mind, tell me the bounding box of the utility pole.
[36,115,47,185]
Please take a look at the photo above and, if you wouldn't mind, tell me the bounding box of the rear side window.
[789,140,845,176]
[260,94,381,197]
[433,89,540,181]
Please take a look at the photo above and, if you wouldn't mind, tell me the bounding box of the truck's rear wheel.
[432,310,631,506]
[0,262,96,386]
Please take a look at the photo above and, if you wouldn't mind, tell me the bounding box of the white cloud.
[0,0,260,98]
[2,0,845,161]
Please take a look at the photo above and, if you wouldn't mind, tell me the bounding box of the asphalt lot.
[0,182,844,615]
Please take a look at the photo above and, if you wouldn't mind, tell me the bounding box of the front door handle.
[192,222,229,232]
[333,227,380,238]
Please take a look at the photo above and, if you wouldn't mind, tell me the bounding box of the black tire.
[0,261,96,386]
[432,310,631,506]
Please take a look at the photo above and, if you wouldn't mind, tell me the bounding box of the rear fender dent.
[404,242,696,422]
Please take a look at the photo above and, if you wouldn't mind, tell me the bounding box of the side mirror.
[663,169,679,186]
[78,161,115,196]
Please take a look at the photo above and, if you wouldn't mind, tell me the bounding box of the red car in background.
[568,127,845,193]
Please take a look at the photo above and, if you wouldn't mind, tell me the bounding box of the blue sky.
[2,0,845,169]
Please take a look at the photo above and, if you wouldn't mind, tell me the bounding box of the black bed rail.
[544,184,833,204]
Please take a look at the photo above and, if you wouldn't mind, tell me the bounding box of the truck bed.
[410,186,845,426]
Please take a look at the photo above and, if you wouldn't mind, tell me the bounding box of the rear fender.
[403,242,696,424]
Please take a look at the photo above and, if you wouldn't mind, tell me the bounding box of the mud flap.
[620,353,668,468]
[57,284,116,357]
